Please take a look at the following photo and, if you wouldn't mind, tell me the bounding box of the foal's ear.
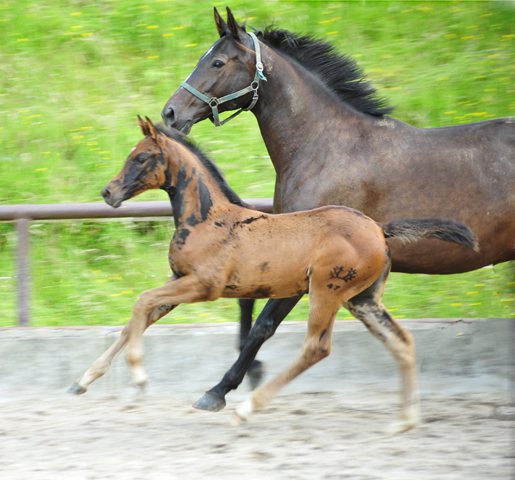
[214,7,229,37]
[138,115,150,137]
[145,116,160,142]
[226,7,245,40]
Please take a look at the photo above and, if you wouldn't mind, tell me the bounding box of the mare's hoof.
[193,392,226,412]
[68,382,86,395]
[247,360,264,390]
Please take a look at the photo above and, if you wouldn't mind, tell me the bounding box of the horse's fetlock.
[126,347,143,366]
[91,360,110,376]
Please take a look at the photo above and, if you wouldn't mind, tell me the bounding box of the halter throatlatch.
[180,32,267,127]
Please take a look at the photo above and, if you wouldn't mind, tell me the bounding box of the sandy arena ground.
[0,390,512,480]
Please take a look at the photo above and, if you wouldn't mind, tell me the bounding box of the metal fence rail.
[0,199,274,326]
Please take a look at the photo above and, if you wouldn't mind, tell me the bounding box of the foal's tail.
[381,218,479,251]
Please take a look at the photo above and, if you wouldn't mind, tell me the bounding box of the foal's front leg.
[69,301,177,395]
[125,274,212,390]
[69,275,203,394]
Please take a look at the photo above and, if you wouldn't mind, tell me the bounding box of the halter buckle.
[180,32,265,127]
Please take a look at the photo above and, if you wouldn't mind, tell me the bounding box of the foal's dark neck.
[166,151,215,234]
[161,138,244,245]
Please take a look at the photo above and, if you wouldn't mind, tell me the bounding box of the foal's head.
[102,116,180,208]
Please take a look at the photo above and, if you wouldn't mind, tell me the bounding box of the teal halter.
[180,32,267,127]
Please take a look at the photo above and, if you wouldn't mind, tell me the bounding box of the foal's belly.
[222,255,311,299]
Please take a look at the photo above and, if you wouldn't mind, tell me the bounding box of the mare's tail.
[381,218,479,252]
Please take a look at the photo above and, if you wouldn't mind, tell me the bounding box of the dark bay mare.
[161,8,515,412]
[70,117,477,432]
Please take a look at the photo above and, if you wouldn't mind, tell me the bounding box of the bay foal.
[70,117,477,433]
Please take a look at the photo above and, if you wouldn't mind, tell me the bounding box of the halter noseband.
[180,32,267,127]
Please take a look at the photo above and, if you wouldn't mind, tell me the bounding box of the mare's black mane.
[256,27,393,117]
[156,124,249,208]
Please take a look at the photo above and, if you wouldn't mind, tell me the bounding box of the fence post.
[16,218,30,326]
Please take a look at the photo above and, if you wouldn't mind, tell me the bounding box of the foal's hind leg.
[344,266,419,434]
[235,292,340,423]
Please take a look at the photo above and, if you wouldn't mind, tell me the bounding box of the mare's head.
[163,7,393,134]
[102,117,180,208]
[162,7,259,134]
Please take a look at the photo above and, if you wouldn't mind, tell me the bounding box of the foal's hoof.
[193,392,226,412]
[68,382,87,395]
[384,419,417,436]
[247,360,264,390]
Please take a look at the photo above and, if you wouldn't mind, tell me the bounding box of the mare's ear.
[138,115,150,136]
[226,7,246,40]
[145,116,159,142]
[214,7,229,37]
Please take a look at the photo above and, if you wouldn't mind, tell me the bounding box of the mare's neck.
[252,44,366,190]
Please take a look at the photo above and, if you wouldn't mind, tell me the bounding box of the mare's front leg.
[194,295,302,412]
[238,298,264,389]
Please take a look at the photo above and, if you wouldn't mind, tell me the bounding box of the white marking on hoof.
[235,397,254,424]
[132,366,149,391]
[231,413,245,426]
[384,406,420,435]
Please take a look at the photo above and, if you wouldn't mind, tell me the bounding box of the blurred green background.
[0,0,513,327]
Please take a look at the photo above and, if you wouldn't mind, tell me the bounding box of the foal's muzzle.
[101,184,123,208]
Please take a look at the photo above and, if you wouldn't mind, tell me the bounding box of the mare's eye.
[135,155,146,164]
[211,59,225,69]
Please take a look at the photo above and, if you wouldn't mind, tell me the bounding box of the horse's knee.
[133,291,153,315]
[248,320,275,343]
[302,342,331,364]
[149,304,176,323]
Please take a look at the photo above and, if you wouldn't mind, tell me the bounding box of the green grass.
[0,1,514,327]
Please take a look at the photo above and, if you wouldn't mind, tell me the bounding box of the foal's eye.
[211,59,225,69]
[135,155,146,164]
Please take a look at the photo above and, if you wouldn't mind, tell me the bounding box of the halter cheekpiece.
[180,32,267,127]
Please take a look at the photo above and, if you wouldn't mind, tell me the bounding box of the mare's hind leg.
[235,292,340,423]
[69,303,177,395]
[344,265,419,434]
[239,298,264,389]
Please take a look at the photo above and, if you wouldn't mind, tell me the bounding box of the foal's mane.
[155,124,249,208]
[256,27,393,117]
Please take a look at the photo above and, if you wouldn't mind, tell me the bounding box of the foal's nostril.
[101,187,110,201]
[162,105,175,125]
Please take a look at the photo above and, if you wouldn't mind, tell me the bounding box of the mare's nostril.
[102,188,110,200]
[162,105,175,125]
